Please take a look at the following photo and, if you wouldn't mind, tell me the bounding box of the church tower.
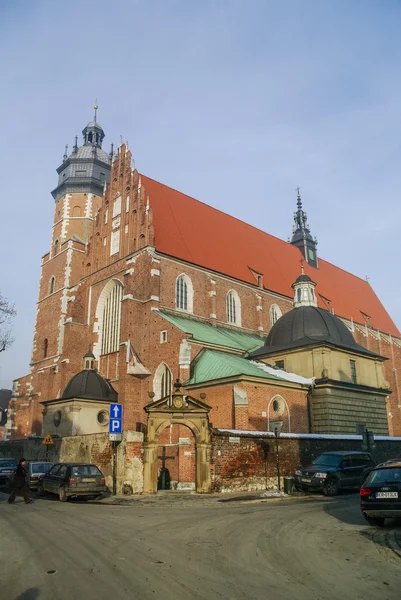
[290,190,318,267]
[25,108,112,432]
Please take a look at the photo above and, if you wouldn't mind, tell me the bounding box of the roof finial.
[73,135,78,152]
[300,257,304,274]
[109,142,114,161]
[119,135,123,147]
[94,100,98,122]
[63,144,68,161]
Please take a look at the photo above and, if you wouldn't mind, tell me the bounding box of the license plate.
[301,478,312,483]
[82,478,94,483]
[376,492,398,498]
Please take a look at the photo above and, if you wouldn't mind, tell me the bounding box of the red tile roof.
[141,175,400,337]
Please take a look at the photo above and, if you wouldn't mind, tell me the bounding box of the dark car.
[360,462,401,526]
[26,461,53,490]
[294,451,375,496]
[0,458,17,485]
[37,463,107,502]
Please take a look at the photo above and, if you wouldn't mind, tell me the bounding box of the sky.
[0,0,400,389]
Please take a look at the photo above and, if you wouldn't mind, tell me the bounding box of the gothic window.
[43,339,48,358]
[54,239,59,256]
[270,304,282,326]
[176,274,193,312]
[48,276,56,295]
[98,280,123,355]
[153,363,172,400]
[226,290,241,325]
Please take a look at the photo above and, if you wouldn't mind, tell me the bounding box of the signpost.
[42,433,54,462]
[109,404,123,495]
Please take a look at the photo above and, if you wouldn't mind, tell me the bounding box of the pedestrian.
[8,458,32,504]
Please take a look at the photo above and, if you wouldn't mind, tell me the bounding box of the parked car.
[37,463,107,502]
[360,461,401,526]
[294,451,375,496]
[0,458,17,485]
[375,458,401,468]
[26,461,53,490]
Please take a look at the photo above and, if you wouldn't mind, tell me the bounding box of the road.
[1,490,400,600]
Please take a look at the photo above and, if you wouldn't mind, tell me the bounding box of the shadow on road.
[14,587,40,600]
[323,493,401,558]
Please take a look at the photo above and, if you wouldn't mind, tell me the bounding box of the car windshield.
[366,468,401,484]
[312,455,342,467]
[71,465,102,477]
[32,463,53,474]
[0,460,17,468]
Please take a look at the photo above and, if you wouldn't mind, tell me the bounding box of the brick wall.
[0,430,144,494]
[211,429,401,492]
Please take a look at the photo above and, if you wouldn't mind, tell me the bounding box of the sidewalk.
[88,489,309,506]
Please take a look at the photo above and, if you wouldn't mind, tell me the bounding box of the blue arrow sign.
[109,403,123,434]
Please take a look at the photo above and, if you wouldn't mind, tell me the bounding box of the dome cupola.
[292,265,317,308]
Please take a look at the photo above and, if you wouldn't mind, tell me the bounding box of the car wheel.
[59,487,68,502]
[37,482,44,496]
[324,478,339,496]
[364,514,385,527]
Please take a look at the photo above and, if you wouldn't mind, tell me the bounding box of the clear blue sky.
[0,0,400,389]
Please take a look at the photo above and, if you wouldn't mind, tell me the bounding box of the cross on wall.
[158,446,175,469]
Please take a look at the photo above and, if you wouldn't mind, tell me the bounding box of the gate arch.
[143,382,212,494]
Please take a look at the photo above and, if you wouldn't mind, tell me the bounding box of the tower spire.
[290,188,318,268]
[94,100,98,122]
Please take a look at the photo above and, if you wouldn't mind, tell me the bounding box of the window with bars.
[176,276,188,310]
[227,290,241,325]
[350,359,357,384]
[100,281,123,355]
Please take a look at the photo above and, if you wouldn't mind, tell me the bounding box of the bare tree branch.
[0,293,16,353]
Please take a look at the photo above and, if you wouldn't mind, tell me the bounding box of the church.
[7,110,401,467]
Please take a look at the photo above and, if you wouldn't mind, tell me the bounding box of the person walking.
[8,458,32,504]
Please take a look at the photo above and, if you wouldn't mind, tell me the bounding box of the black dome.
[61,370,118,402]
[250,306,379,358]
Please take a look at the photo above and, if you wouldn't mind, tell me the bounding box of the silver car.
[26,461,53,490]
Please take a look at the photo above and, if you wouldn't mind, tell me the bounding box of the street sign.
[109,433,122,442]
[42,434,54,445]
[109,403,123,438]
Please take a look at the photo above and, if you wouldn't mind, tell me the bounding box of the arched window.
[153,363,172,400]
[72,205,81,217]
[270,304,282,326]
[175,274,193,312]
[54,239,59,256]
[297,288,301,302]
[48,276,56,295]
[95,279,123,356]
[43,339,48,358]
[226,290,241,325]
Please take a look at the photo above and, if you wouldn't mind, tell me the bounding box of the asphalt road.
[1,490,400,600]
